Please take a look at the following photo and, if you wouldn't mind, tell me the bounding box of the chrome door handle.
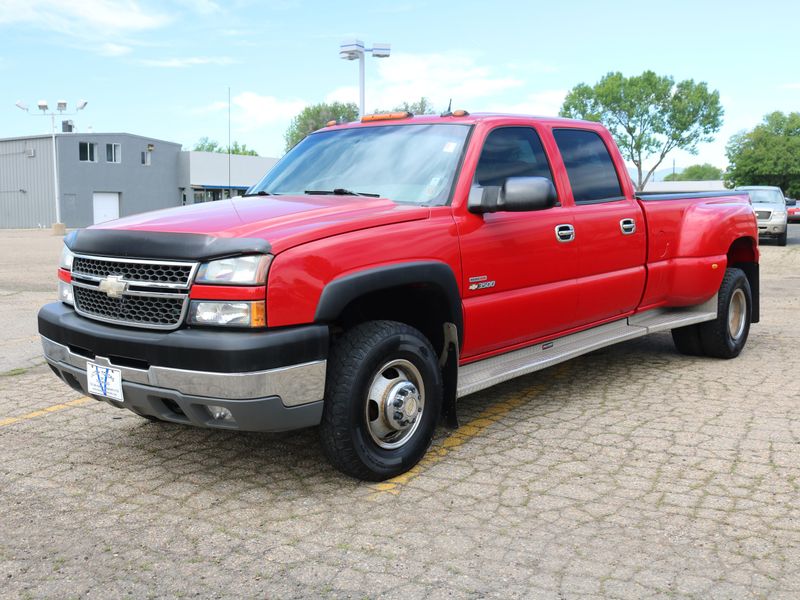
[555,224,575,242]
[620,218,636,235]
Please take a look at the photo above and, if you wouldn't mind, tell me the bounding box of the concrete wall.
[179,151,278,190]
[57,134,182,228]
[0,136,56,228]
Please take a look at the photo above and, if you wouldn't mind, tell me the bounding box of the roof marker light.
[361,111,413,122]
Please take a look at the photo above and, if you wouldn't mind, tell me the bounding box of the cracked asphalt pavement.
[1,227,799,599]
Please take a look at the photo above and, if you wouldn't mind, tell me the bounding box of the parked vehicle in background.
[39,112,760,480]
[736,185,789,245]
[786,198,800,223]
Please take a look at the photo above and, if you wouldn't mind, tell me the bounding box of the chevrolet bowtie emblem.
[98,275,128,299]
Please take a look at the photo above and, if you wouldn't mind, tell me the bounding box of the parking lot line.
[368,363,570,497]
[0,397,92,428]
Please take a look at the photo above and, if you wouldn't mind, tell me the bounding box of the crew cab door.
[455,125,578,359]
[550,128,646,325]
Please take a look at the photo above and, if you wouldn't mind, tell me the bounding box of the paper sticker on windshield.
[443,141,458,153]
[424,176,442,197]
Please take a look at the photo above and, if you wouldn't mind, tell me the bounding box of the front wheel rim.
[364,359,425,450]
[728,288,747,341]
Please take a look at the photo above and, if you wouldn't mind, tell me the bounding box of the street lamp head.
[372,43,391,58]
[76,99,88,111]
[37,100,49,112]
[339,39,364,60]
[57,100,67,112]
[15,101,28,112]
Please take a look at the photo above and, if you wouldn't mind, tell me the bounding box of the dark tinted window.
[553,129,622,203]
[475,127,553,187]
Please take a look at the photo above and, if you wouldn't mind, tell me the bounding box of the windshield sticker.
[442,141,458,153]
[424,176,443,198]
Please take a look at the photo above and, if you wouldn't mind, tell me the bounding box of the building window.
[79,142,97,162]
[106,143,121,163]
[141,150,152,166]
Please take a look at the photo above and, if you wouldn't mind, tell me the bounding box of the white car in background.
[736,185,788,246]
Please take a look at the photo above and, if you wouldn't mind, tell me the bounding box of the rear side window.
[553,129,622,203]
[475,127,553,188]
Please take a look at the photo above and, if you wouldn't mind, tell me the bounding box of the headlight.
[188,300,266,327]
[58,280,74,305]
[195,255,271,285]
[773,211,786,218]
[60,245,74,271]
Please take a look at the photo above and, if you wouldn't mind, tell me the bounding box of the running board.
[456,295,717,398]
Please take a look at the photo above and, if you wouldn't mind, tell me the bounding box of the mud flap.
[439,322,459,429]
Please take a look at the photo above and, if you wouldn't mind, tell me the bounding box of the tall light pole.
[339,40,391,118]
[15,99,88,229]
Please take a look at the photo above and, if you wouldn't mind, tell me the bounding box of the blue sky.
[1,0,798,175]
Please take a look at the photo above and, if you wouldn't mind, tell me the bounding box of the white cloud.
[326,52,524,112]
[0,0,170,34]
[489,90,568,118]
[175,0,220,15]
[192,92,306,130]
[98,43,133,57]
[231,92,307,130]
[139,56,236,68]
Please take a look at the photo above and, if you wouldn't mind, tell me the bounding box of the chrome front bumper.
[41,335,326,407]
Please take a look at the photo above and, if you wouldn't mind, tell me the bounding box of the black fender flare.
[314,261,464,347]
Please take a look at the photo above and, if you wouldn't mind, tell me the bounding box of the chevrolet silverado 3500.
[39,112,759,480]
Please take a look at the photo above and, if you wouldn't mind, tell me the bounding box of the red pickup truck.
[39,112,759,480]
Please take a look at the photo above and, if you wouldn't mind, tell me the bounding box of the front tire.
[778,229,788,246]
[319,320,442,481]
[698,267,752,359]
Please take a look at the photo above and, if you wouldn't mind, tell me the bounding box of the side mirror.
[468,177,558,214]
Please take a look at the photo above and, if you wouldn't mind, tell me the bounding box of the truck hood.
[92,195,430,254]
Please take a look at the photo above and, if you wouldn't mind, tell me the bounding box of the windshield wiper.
[304,188,380,197]
[242,190,276,197]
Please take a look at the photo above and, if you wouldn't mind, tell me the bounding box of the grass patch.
[1,367,27,377]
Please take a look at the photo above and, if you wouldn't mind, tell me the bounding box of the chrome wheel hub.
[365,359,425,450]
[728,288,746,341]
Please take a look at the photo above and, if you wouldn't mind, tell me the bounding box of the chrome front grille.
[72,256,195,287]
[70,254,197,330]
[73,285,187,328]
[755,210,771,220]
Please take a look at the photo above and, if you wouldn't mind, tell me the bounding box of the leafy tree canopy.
[663,163,723,181]
[560,71,723,190]
[192,137,258,156]
[283,102,359,152]
[376,97,438,115]
[724,111,800,197]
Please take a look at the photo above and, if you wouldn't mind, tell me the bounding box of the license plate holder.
[86,362,124,401]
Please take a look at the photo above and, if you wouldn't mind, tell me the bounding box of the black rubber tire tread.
[671,324,705,356]
[698,267,752,359]
[319,320,442,481]
[778,230,788,246]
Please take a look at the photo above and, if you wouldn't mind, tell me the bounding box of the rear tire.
[319,320,442,481]
[671,325,705,356]
[698,267,752,359]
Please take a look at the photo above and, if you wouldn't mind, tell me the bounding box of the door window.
[475,127,553,187]
[553,129,623,203]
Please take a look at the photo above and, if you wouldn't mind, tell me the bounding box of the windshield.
[248,123,471,205]
[743,189,783,204]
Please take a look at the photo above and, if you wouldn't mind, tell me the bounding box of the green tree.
[724,111,800,197]
[560,71,723,190]
[284,101,359,152]
[193,137,258,156]
[376,97,438,115]
[663,163,723,181]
